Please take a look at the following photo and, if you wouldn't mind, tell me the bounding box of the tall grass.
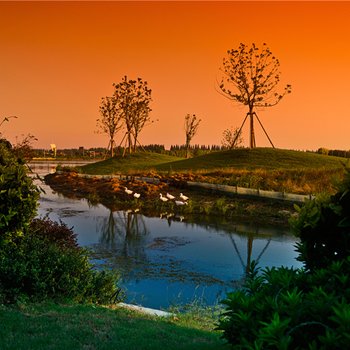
[191,167,344,194]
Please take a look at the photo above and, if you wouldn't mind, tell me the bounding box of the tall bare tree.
[113,76,152,155]
[97,96,122,157]
[218,43,291,148]
[184,113,201,158]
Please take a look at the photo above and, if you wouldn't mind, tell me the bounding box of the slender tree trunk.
[185,137,190,158]
[249,106,256,148]
[133,132,138,152]
[109,139,114,157]
[127,131,132,154]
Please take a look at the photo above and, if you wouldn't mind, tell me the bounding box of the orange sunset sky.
[0,1,350,150]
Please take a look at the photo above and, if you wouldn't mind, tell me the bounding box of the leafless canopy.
[97,96,122,157]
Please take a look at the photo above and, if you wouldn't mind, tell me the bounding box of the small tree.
[221,126,243,149]
[97,96,122,157]
[113,76,152,155]
[219,43,291,148]
[13,134,37,162]
[184,113,201,158]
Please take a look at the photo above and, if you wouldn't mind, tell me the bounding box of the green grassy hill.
[80,148,347,175]
[79,152,184,175]
[156,148,347,172]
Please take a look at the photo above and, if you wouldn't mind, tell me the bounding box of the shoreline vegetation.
[43,148,346,227]
[44,171,295,227]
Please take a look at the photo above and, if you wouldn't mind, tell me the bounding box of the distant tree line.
[31,144,234,159]
[317,148,350,159]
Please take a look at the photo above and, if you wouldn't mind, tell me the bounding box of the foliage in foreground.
[291,168,350,270]
[0,138,122,305]
[0,219,123,305]
[218,168,350,349]
[217,260,350,349]
[0,302,228,350]
[0,139,39,244]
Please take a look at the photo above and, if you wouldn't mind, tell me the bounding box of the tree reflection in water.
[228,232,271,275]
[96,210,150,276]
[91,210,296,296]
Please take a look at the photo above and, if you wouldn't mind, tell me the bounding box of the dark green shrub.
[217,260,350,349]
[218,170,350,348]
[290,168,350,271]
[0,140,39,244]
[0,232,123,304]
[0,139,123,305]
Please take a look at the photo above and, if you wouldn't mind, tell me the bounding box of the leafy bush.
[0,140,39,244]
[0,220,123,304]
[0,139,123,305]
[290,168,350,271]
[30,218,79,250]
[217,260,350,349]
[218,169,350,348]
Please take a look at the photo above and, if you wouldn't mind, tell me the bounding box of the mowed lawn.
[79,148,346,175]
[0,303,228,350]
[79,152,184,175]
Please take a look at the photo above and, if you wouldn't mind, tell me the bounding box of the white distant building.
[50,143,56,157]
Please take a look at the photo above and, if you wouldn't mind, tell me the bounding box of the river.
[33,161,303,309]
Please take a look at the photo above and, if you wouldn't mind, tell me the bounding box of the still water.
[34,164,302,309]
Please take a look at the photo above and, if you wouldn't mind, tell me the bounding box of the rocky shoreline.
[44,171,296,227]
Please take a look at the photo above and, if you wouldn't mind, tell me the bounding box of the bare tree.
[0,116,17,137]
[113,76,152,155]
[184,113,201,158]
[218,43,291,148]
[97,96,122,157]
[221,126,243,149]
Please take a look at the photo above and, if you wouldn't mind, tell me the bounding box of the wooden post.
[254,112,275,148]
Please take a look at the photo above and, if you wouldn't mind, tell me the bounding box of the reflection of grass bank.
[45,172,295,226]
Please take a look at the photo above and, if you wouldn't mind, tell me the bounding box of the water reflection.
[95,210,150,277]
[89,209,300,308]
[99,210,148,250]
[34,163,302,309]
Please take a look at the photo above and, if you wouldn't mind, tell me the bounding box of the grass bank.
[156,147,346,171]
[78,148,347,195]
[0,303,228,350]
[80,148,346,173]
[79,152,184,175]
